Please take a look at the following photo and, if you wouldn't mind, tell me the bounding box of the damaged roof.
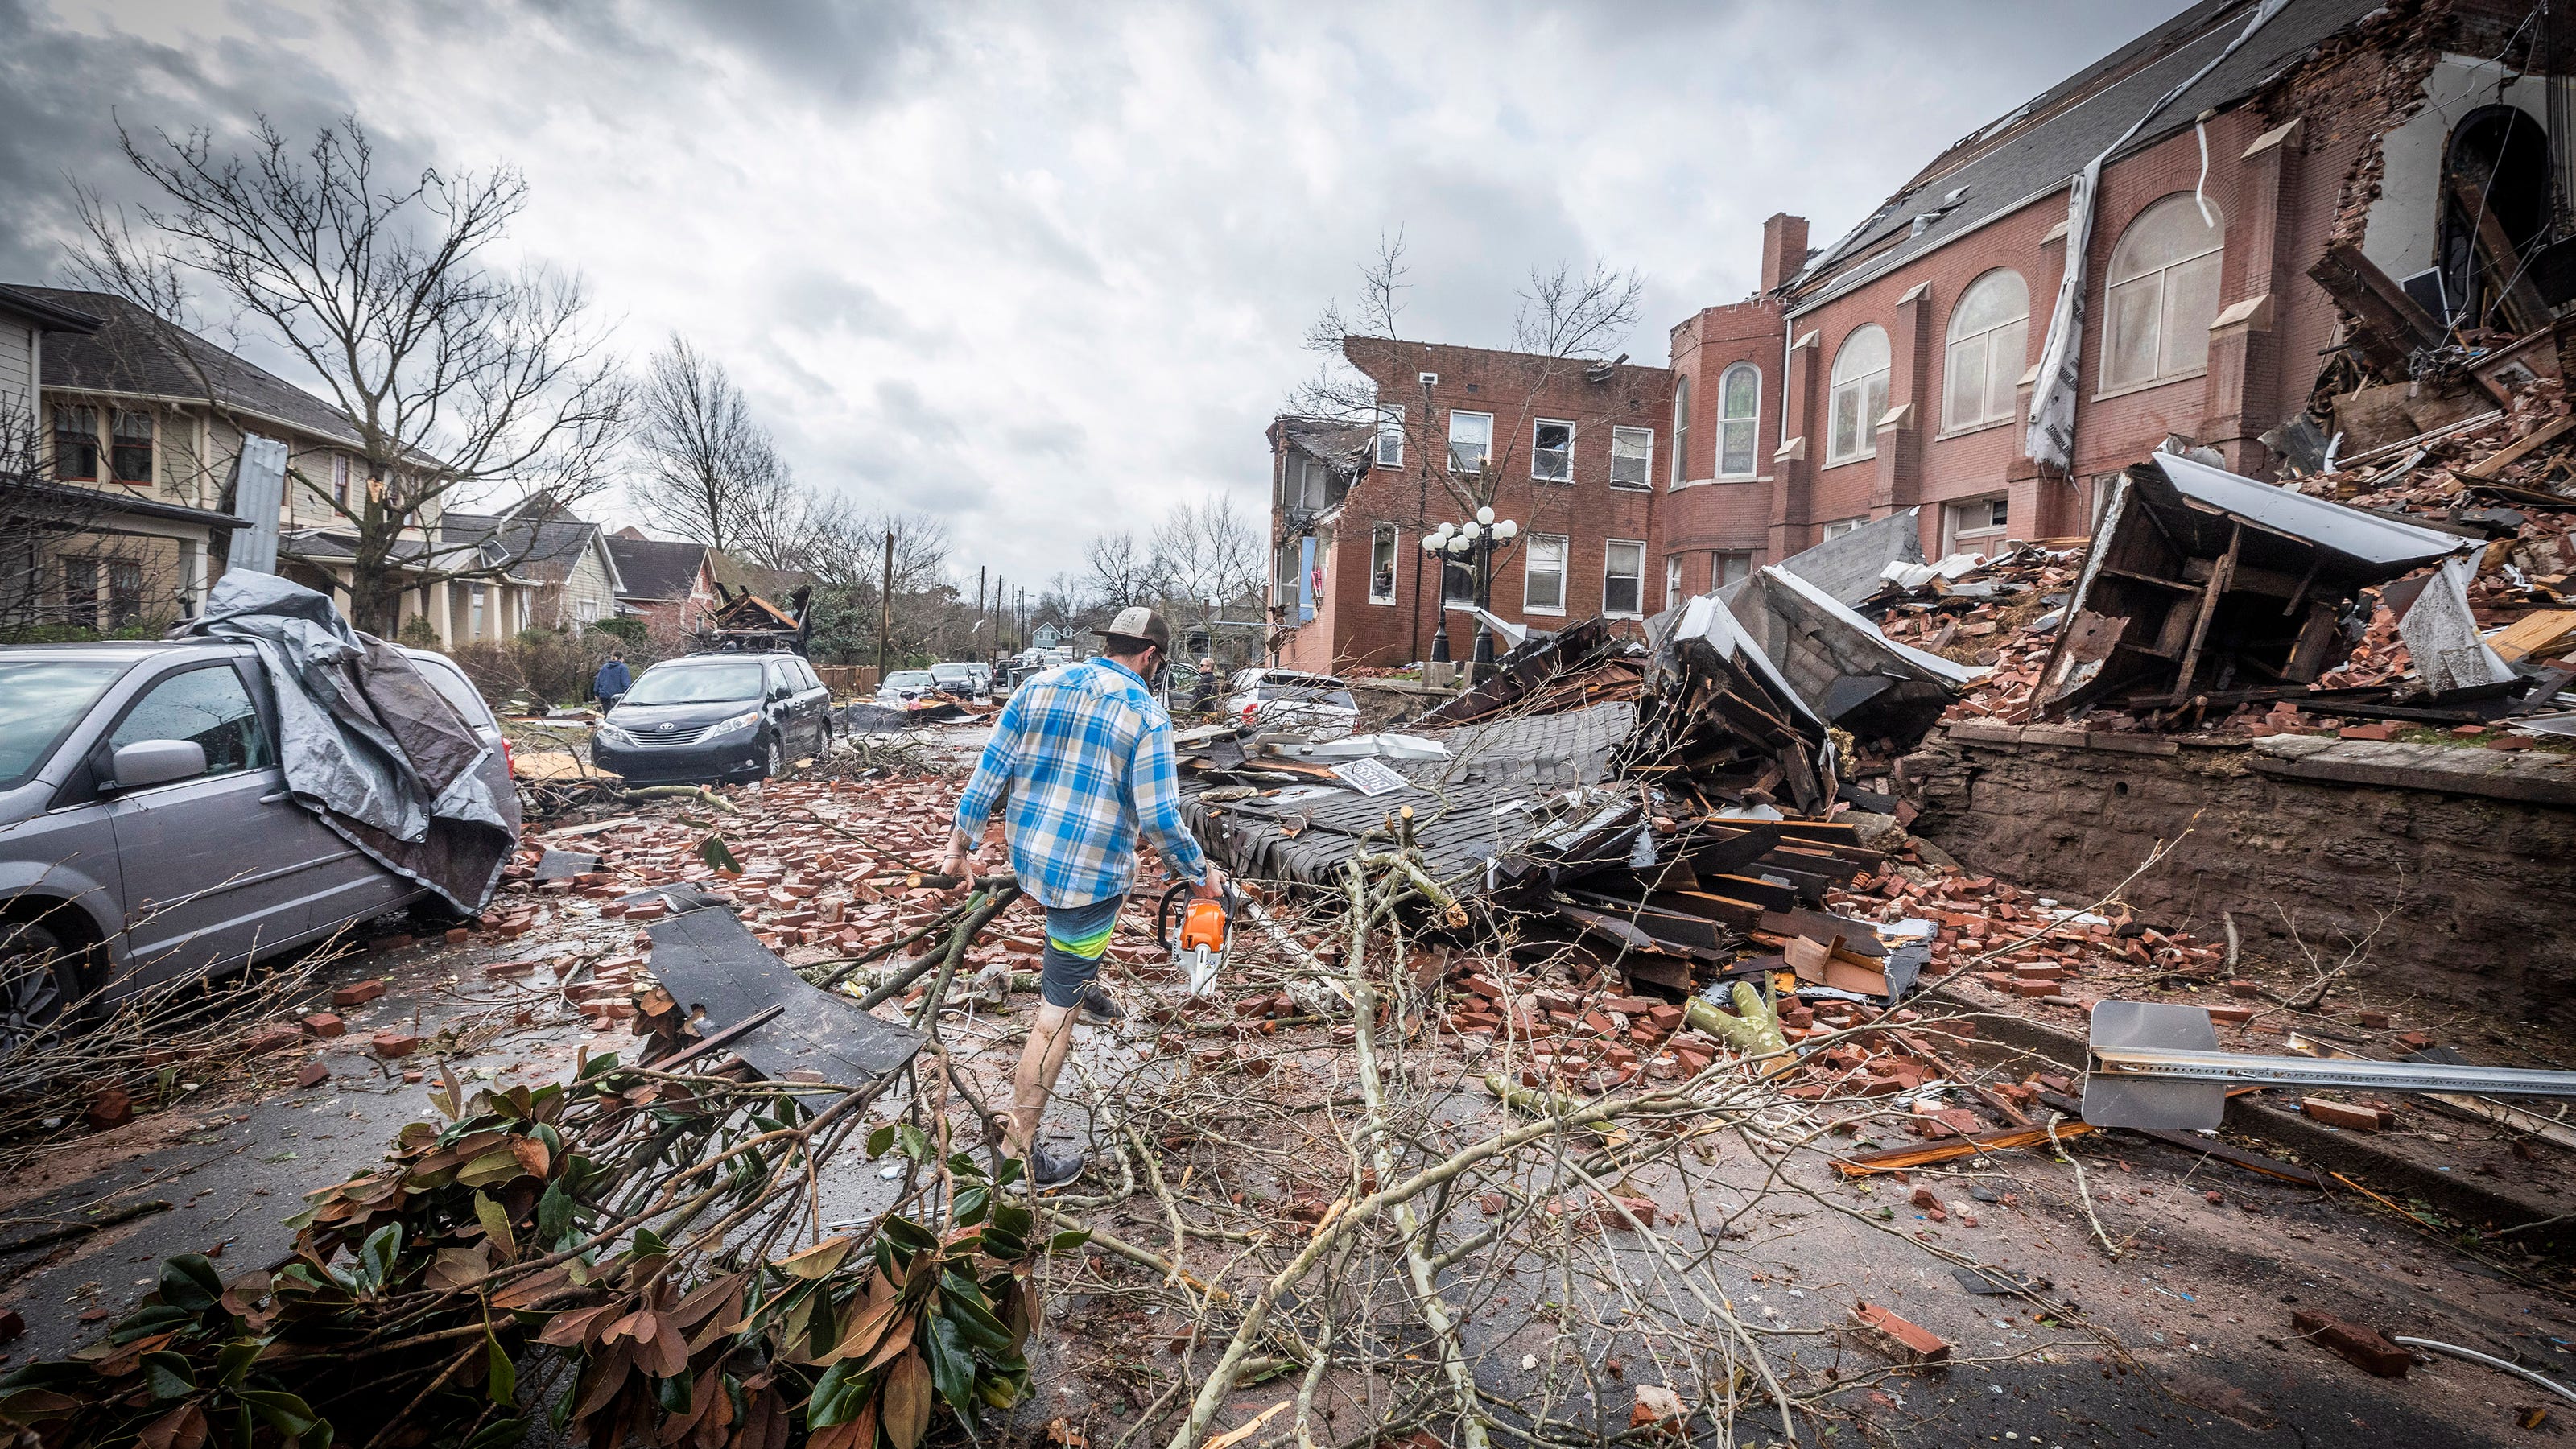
[1269,414,1374,466]
[1787,0,2388,312]
[14,286,372,450]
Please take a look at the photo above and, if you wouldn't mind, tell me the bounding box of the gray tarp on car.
[176,573,516,914]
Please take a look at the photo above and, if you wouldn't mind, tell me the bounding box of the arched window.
[1670,374,1691,487]
[1942,270,2029,431]
[1826,325,1889,466]
[1717,363,1761,478]
[2103,194,2224,392]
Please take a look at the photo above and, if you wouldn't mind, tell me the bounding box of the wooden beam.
[2310,241,2446,374]
[2171,522,2240,701]
[2451,177,2550,333]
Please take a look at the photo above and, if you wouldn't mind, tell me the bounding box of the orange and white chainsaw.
[1157,880,1241,997]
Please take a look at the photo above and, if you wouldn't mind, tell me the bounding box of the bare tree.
[72,116,630,634]
[1085,530,1164,611]
[632,333,794,556]
[1149,495,1265,659]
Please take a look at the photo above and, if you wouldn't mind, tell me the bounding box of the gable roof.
[441,502,621,590]
[606,535,710,602]
[1786,0,2388,315]
[10,286,371,448]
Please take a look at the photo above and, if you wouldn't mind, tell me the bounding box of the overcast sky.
[1,0,2194,589]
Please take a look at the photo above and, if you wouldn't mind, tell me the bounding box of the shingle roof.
[10,286,370,448]
[606,535,709,602]
[0,285,103,335]
[441,505,610,587]
[1786,0,2388,314]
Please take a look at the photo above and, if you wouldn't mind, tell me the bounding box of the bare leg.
[1006,1001,1080,1158]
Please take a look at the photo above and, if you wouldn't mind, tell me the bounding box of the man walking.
[592,646,631,711]
[943,606,1224,1188]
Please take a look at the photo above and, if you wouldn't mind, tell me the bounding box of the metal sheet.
[648,907,923,1083]
[2393,554,2516,695]
[228,435,287,576]
[2149,452,2472,571]
[2083,1000,2226,1130]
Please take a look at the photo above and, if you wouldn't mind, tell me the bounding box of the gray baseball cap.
[1095,605,1172,653]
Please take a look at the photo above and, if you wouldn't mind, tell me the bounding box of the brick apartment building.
[1269,341,1674,674]
[1271,0,2560,671]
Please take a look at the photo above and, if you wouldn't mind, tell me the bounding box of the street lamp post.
[1420,506,1520,675]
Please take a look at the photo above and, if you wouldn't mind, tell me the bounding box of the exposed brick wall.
[1897,725,2576,1007]
[1664,292,1787,595]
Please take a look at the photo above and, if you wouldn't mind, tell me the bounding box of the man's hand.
[940,828,982,893]
[1193,863,1228,902]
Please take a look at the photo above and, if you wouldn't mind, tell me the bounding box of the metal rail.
[2091,1043,2576,1100]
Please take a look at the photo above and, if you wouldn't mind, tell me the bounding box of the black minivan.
[590,651,836,783]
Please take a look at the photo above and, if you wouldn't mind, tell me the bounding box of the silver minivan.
[0,640,520,1048]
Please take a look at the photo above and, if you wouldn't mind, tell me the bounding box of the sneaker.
[1077,984,1123,1022]
[1026,1143,1087,1191]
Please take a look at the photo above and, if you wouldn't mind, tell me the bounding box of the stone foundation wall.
[1894,724,2576,1009]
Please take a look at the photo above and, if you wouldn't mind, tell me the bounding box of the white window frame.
[2099,193,2225,398]
[1670,374,1690,487]
[1368,523,1399,604]
[1663,554,1682,609]
[1819,517,1868,539]
[1373,406,1404,469]
[1602,539,1645,619]
[1826,326,1890,468]
[1522,533,1568,616]
[1715,551,1754,588]
[1610,425,1653,490]
[1531,418,1575,483]
[1716,363,1761,480]
[1941,269,2030,434]
[1447,410,1493,474]
[1942,495,2010,555]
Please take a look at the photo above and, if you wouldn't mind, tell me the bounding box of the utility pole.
[978,566,988,659]
[876,529,894,676]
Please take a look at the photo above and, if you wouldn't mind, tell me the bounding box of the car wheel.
[764,734,785,778]
[0,920,77,1057]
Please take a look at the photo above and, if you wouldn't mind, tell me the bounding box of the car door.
[101,660,357,985]
[762,662,801,752]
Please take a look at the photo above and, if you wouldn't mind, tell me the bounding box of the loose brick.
[2292,1311,2409,1377]
[371,1032,423,1059]
[369,934,414,953]
[332,980,388,1009]
[243,1026,303,1055]
[2301,1097,2381,1131]
[301,1013,345,1038]
[1848,1302,1949,1366]
[295,1061,331,1089]
[85,1088,133,1131]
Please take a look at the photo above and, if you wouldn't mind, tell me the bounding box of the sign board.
[1330,758,1410,797]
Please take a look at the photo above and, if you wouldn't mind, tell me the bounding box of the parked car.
[876,669,939,705]
[1224,669,1360,740]
[930,661,991,700]
[0,640,519,1046]
[592,650,836,785]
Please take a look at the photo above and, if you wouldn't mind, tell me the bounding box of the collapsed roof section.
[707,584,814,654]
[2036,452,2472,717]
[1728,564,1985,748]
[1616,594,1839,815]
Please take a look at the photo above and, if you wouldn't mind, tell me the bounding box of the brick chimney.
[1760,213,1810,295]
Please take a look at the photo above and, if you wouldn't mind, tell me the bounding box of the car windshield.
[0,660,131,789]
[931,665,975,680]
[885,671,935,688]
[624,663,765,705]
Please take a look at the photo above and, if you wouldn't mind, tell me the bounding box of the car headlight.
[595,723,634,746]
[710,711,763,738]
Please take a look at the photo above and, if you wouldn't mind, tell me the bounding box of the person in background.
[1192,656,1220,714]
[592,647,631,711]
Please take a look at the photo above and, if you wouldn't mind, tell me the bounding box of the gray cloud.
[2,0,2195,585]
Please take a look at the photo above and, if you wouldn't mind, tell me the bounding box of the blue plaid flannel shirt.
[953,657,1212,909]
